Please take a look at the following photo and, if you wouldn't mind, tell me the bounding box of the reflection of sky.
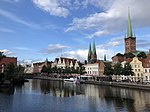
[0,79,149,112]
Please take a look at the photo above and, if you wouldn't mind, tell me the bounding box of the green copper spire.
[93,41,96,55]
[88,43,92,62]
[127,9,133,37]
[104,54,106,61]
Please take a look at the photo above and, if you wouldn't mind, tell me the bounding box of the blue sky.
[0,0,150,64]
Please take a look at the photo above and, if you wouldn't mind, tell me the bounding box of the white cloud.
[63,48,115,61]
[41,44,69,54]
[2,0,20,3]
[13,47,32,51]
[0,49,14,56]
[0,9,40,29]
[0,27,15,33]
[33,0,69,17]
[97,37,123,49]
[66,0,150,38]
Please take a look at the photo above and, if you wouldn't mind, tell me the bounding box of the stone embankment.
[29,76,150,90]
[85,81,150,90]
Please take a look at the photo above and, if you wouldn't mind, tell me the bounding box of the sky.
[0,0,150,64]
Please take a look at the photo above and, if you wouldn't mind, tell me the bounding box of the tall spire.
[93,41,96,55]
[104,54,106,61]
[88,43,92,62]
[127,8,133,37]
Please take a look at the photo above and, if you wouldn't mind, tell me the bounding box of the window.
[135,65,136,68]
[145,69,147,73]
[138,69,140,72]
[135,69,137,72]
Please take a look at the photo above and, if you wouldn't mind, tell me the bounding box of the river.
[0,79,150,112]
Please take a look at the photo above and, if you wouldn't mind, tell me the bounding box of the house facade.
[52,57,80,69]
[0,57,17,73]
[130,57,144,82]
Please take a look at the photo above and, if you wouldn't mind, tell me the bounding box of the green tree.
[122,63,134,76]
[104,63,113,76]
[79,66,86,75]
[4,63,16,80]
[137,52,147,59]
[124,52,135,58]
[15,65,25,79]
[116,53,124,57]
[41,65,48,73]
[113,63,123,76]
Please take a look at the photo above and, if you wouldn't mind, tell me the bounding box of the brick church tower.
[87,41,97,63]
[124,10,136,53]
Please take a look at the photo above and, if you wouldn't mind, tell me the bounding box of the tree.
[4,63,16,80]
[137,52,147,59]
[116,53,124,57]
[104,63,113,76]
[124,52,135,58]
[79,66,86,75]
[0,52,6,59]
[122,63,134,76]
[113,63,123,76]
[15,65,25,79]
[41,65,48,73]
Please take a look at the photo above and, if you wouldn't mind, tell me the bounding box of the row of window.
[145,69,150,73]
[134,69,141,72]
[87,71,98,74]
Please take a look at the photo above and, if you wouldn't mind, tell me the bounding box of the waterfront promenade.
[31,76,150,91]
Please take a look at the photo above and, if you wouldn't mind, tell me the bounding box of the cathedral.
[87,41,97,63]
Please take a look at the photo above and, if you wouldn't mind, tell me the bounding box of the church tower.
[88,43,92,63]
[91,41,97,63]
[124,10,136,53]
[87,41,97,63]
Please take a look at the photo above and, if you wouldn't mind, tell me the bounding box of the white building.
[52,57,80,69]
[84,63,100,76]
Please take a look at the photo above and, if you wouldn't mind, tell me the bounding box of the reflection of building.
[0,57,17,73]
[33,59,52,73]
[52,57,80,69]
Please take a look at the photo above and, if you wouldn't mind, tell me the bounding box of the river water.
[0,79,150,112]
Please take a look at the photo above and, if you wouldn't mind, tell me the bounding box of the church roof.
[127,9,133,38]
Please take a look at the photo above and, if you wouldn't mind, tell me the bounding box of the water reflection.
[40,80,85,97]
[0,79,150,112]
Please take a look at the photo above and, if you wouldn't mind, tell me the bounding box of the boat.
[63,77,80,84]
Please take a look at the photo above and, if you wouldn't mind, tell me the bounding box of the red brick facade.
[125,37,136,53]
[0,57,17,73]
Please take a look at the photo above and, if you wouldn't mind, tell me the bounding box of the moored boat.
[63,77,80,84]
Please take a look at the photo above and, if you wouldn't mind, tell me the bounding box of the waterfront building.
[24,64,34,74]
[130,57,144,82]
[0,57,17,73]
[33,59,52,73]
[143,50,150,82]
[52,57,80,69]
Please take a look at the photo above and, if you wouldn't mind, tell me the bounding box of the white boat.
[63,77,80,84]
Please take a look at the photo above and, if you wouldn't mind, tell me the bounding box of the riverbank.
[30,76,150,91]
[85,80,150,90]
